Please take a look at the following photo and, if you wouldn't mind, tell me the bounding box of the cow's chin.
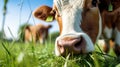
[54,33,95,56]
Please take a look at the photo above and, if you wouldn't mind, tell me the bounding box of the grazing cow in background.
[24,23,52,44]
[98,0,120,56]
[33,0,102,56]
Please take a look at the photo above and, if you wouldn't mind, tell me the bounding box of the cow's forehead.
[54,0,85,15]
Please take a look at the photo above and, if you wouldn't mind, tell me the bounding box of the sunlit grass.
[0,39,120,67]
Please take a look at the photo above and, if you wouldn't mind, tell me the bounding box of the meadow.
[0,34,120,67]
[0,0,120,67]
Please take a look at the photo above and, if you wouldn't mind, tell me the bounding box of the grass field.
[0,39,120,67]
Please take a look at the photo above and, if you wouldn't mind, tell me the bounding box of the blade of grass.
[64,53,70,67]
[84,59,92,67]
[91,53,100,67]
[7,26,15,40]
[2,42,11,56]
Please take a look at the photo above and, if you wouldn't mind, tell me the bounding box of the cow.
[33,0,102,56]
[24,23,52,44]
[98,0,120,56]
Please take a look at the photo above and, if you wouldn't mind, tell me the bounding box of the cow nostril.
[74,42,81,48]
[74,37,83,49]
[57,44,65,54]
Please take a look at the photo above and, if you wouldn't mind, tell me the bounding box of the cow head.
[33,0,102,56]
[25,24,52,44]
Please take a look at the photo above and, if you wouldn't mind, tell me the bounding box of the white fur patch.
[97,39,106,46]
[55,37,61,56]
[97,39,106,50]
[54,0,85,35]
[54,0,84,16]
[115,28,120,46]
[59,0,84,35]
[104,27,113,39]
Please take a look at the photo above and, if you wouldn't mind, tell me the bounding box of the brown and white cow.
[33,0,102,56]
[98,0,120,56]
[24,23,52,44]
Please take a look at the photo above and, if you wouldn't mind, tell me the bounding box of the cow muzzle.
[57,37,86,55]
[55,33,94,56]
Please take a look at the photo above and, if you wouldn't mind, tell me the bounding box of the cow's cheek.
[81,12,99,43]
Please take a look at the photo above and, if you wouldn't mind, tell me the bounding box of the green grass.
[0,40,120,67]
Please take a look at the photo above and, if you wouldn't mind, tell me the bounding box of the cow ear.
[33,5,55,22]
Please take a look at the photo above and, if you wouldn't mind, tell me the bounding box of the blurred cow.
[98,0,120,56]
[24,23,52,44]
[33,0,102,56]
